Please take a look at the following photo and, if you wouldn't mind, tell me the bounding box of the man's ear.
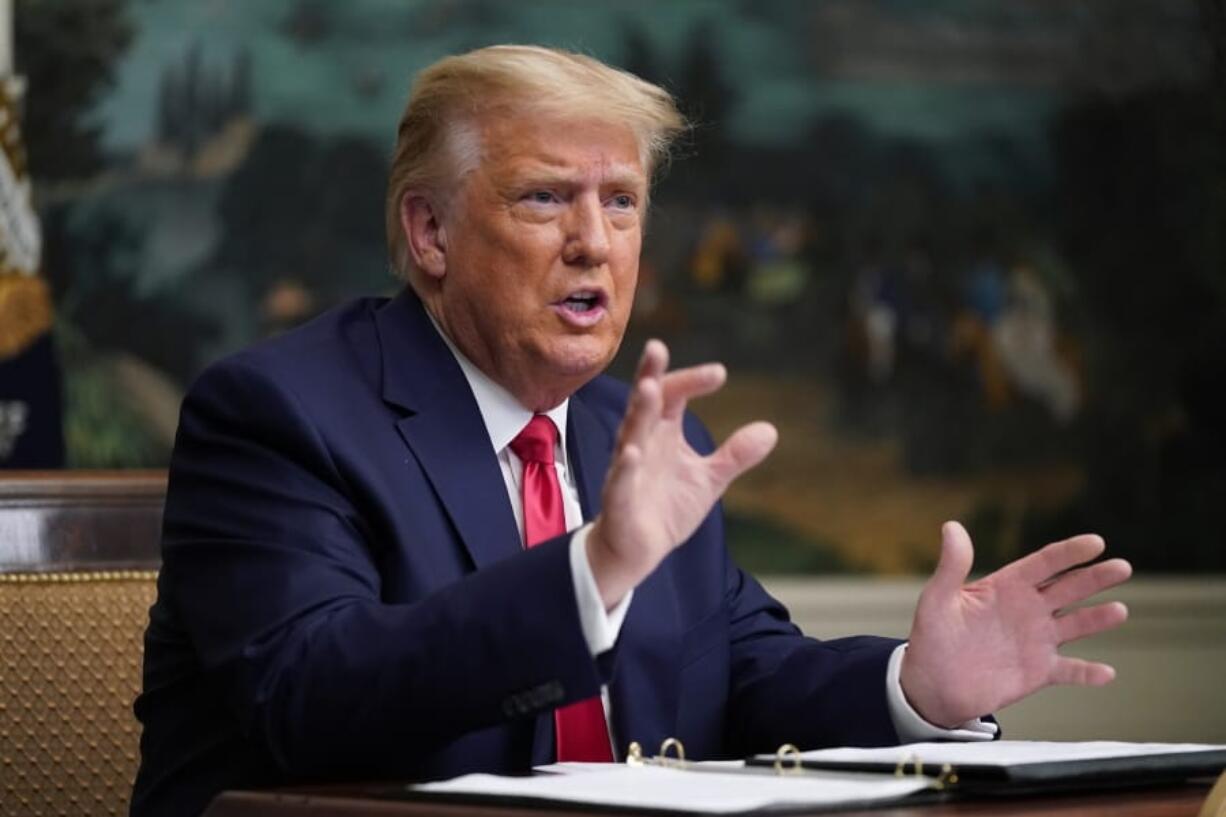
[400,192,448,280]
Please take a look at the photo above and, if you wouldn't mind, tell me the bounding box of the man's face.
[427,114,647,411]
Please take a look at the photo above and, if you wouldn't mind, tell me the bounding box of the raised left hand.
[900,521,1132,728]
[586,340,777,608]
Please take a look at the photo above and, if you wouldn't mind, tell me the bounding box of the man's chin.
[542,339,619,385]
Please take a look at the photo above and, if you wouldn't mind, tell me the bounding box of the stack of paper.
[416,763,932,814]
[411,741,1226,814]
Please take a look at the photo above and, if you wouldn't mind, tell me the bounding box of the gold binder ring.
[773,743,802,775]
[933,763,959,791]
[894,753,922,778]
[626,741,645,766]
[659,737,686,766]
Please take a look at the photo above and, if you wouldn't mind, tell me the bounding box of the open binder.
[746,740,1226,795]
[405,738,1226,815]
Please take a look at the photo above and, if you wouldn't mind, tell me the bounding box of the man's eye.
[609,194,635,210]
[525,191,556,204]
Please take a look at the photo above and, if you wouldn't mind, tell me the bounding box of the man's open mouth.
[558,291,605,313]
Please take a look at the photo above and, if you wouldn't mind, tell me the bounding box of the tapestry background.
[17,0,1225,574]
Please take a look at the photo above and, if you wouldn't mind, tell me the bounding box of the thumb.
[709,421,778,489]
[928,520,974,597]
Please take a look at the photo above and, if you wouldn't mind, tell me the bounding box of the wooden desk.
[204,781,1212,817]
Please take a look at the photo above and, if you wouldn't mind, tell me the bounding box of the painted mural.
[12,0,1225,574]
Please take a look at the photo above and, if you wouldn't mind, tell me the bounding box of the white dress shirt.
[433,322,996,748]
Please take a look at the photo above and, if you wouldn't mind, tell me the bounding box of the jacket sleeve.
[158,356,601,776]
[721,562,902,751]
[674,415,903,753]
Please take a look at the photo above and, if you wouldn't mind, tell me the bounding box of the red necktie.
[510,415,614,762]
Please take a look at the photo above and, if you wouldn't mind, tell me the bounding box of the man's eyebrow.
[500,162,646,190]
[601,168,649,190]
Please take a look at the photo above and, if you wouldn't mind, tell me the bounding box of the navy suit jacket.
[131,291,901,817]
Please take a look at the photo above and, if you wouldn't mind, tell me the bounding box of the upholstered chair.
[0,471,164,817]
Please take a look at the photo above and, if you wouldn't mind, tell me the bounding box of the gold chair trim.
[0,570,158,584]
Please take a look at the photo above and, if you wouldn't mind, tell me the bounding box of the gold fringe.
[0,274,53,360]
[0,570,158,584]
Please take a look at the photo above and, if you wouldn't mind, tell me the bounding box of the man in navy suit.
[131,46,1131,817]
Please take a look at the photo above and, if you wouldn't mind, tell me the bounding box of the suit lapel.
[608,564,683,757]
[568,387,682,758]
[566,395,612,521]
[375,291,521,571]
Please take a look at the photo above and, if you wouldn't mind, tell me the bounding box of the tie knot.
[510,415,558,465]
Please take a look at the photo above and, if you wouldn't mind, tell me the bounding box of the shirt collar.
[428,314,570,458]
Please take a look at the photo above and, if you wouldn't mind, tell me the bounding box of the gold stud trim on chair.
[0,570,159,584]
[1,570,158,817]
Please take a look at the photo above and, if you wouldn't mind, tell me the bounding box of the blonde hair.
[385,45,687,281]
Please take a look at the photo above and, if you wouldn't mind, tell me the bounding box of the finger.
[1042,558,1132,611]
[705,421,778,489]
[611,441,644,480]
[602,441,646,516]
[636,338,669,381]
[615,373,662,455]
[617,340,667,449]
[660,363,726,420]
[1055,601,1128,645]
[1005,534,1106,587]
[926,521,975,598]
[1050,656,1117,687]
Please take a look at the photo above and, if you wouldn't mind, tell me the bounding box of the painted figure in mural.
[0,75,65,468]
[131,46,1132,817]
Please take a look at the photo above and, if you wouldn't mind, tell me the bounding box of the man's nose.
[562,195,611,268]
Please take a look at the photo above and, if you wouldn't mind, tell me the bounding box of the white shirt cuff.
[569,523,633,656]
[886,643,999,742]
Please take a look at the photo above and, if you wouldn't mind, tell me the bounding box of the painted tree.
[15,0,135,180]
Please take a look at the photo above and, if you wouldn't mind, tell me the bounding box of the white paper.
[414,764,932,814]
[778,740,1226,769]
[535,759,746,775]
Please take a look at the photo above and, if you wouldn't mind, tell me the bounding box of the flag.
[0,74,64,467]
